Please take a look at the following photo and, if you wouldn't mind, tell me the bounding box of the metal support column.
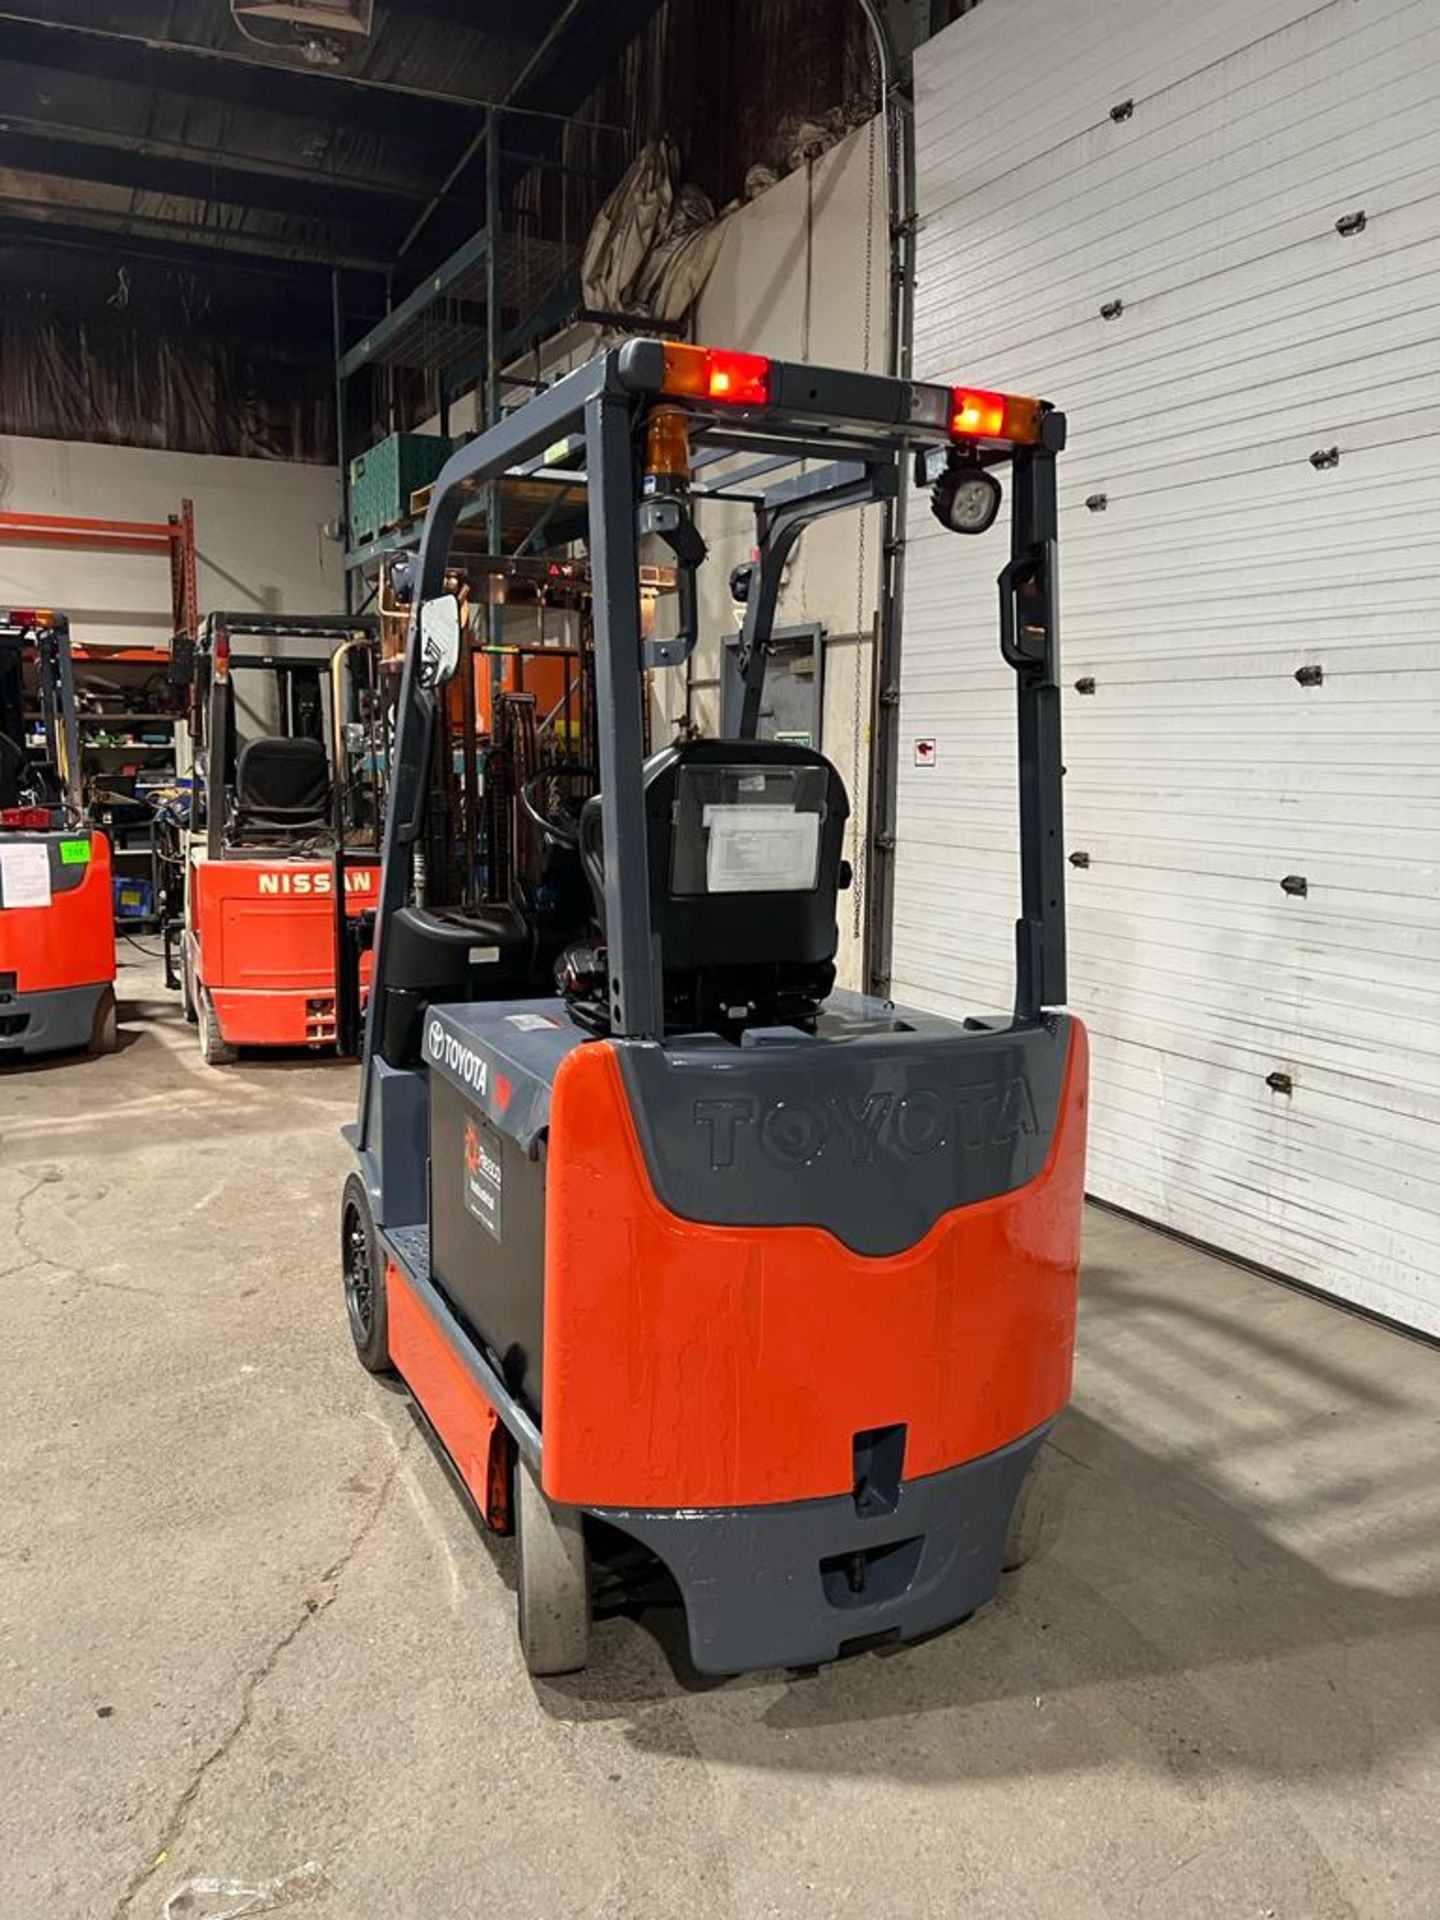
[484,112,505,703]
[332,269,353,615]
[858,0,918,998]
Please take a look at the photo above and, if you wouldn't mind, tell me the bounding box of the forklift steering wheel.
[519,765,597,852]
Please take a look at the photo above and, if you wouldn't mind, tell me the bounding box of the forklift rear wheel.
[87,986,119,1056]
[198,993,237,1067]
[1002,1444,1054,1572]
[516,1459,590,1677]
[341,1173,391,1373]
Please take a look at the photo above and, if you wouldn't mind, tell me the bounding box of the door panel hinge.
[1335,209,1367,237]
[1265,1071,1294,1096]
[1280,874,1308,897]
[1294,663,1324,687]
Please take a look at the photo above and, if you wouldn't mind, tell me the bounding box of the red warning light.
[662,343,771,407]
[949,389,1008,438]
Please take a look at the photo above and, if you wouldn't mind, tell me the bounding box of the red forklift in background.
[166,612,384,1064]
[0,608,118,1058]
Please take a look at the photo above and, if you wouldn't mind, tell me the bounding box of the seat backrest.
[233,735,331,833]
[577,738,850,1034]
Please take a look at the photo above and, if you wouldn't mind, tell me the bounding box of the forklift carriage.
[342,340,1088,1676]
[0,609,118,1058]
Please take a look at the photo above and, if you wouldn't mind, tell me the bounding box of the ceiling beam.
[0,215,387,320]
[0,14,486,142]
[0,128,425,226]
[0,193,397,273]
[384,0,554,26]
[0,108,433,203]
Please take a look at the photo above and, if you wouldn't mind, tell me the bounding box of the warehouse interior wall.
[0,435,343,649]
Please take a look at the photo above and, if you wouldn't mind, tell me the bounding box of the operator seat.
[230,736,332,841]
[567,738,851,1038]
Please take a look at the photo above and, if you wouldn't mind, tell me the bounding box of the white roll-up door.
[894,0,1440,1332]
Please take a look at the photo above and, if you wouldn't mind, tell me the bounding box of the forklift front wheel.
[87,986,119,1056]
[341,1173,391,1373]
[198,993,237,1067]
[516,1459,590,1677]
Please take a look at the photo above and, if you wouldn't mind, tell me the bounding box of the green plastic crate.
[348,432,456,545]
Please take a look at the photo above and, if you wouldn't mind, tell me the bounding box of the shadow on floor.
[534,1389,1440,1789]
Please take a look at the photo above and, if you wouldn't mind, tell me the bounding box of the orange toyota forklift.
[0,609,117,1058]
[170,612,384,1064]
[340,342,1087,1675]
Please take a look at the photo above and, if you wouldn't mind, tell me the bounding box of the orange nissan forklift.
[0,609,117,1058]
[340,341,1086,1675]
[169,612,384,1064]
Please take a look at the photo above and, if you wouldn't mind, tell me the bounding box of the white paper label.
[0,843,53,910]
[703,805,819,893]
[506,1011,561,1032]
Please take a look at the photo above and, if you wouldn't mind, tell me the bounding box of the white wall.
[0,436,342,647]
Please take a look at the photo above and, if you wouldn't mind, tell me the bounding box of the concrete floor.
[3,958,1439,1920]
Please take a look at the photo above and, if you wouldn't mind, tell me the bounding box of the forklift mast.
[358,341,1067,1150]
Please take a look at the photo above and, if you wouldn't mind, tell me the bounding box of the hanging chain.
[851,71,880,942]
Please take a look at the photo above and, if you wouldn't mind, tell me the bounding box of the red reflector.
[706,350,770,405]
[0,807,50,830]
[950,389,1008,438]
[3,609,38,628]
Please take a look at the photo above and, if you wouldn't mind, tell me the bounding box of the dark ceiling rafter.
[0,14,485,138]
[0,10,610,128]
[0,212,376,294]
[1,191,397,273]
[0,128,428,226]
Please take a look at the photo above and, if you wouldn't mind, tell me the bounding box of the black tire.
[198,991,237,1066]
[181,945,198,1024]
[1002,1445,1054,1572]
[516,1458,589,1676]
[87,985,119,1056]
[341,1173,391,1373]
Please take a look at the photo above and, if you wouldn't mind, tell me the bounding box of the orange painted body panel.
[387,1258,505,1524]
[0,832,115,991]
[541,1025,1089,1510]
[191,855,376,1047]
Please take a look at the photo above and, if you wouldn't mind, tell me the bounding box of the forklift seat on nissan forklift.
[340,340,1087,1677]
